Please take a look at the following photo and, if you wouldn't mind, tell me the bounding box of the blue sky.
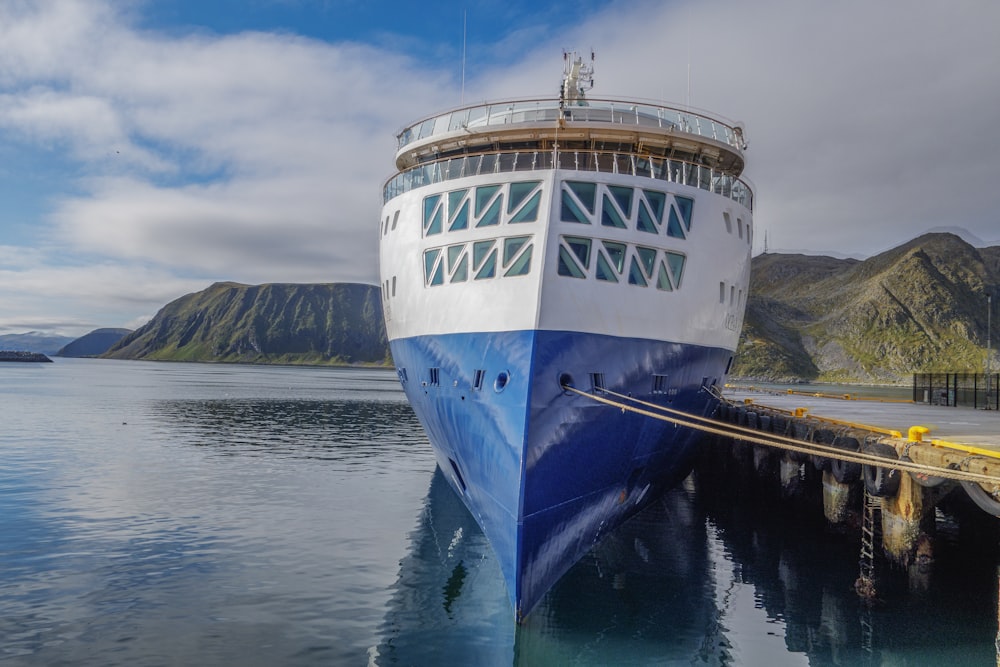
[2,0,999,336]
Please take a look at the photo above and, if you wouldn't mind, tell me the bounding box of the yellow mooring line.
[561,385,1000,488]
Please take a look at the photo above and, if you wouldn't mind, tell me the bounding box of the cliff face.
[734,233,999,383]
[103,282,390,365]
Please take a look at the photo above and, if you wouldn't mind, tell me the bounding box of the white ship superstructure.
[378,53,753,619]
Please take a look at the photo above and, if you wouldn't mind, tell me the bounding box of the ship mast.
[560,50,594,106]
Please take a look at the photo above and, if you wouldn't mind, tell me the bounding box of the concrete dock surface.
[724,388,1000,450]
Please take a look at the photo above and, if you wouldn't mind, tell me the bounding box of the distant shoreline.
[0,351,53,362]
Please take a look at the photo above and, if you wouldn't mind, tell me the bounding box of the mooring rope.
[560,384,1000,487]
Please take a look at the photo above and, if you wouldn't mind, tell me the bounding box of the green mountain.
[103,282,389,365]
[95,234,996,378]
[58,328,132,357]
[734,233,1000,383]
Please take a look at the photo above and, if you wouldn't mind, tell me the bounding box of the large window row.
[383,150,753,211]
[557,236,686,291]
[423,236,534,286]
[423,182,542,237]
[560,181,693,238]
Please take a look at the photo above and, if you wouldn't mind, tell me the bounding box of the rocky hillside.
[91,234,996,377]
[103,282,389,365]
[57,328,132,357]
[734,233,1000,383]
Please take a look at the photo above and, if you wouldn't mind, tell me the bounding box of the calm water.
[1,359,996,665]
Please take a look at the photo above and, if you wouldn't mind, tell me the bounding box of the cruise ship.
[378,53,753,620]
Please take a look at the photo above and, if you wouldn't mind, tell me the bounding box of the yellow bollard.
[908,425,930,442]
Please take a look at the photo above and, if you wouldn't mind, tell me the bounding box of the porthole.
[494,371,510,393]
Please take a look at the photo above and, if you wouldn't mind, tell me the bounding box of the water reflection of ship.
[377,462,999,665]
[695,460,998,665]
[372,468,716,665]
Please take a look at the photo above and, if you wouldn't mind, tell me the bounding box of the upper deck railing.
[396,97,747,155]
[382,148,754,210]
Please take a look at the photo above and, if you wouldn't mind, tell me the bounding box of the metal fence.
[912,373,999,409]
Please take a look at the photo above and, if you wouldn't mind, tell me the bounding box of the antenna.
[460,10,467,104]
[560,50,595,106]
[685,36,691,110]
[686,62,691,109]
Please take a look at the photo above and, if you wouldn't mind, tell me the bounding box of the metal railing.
[383,149,754,210]
[913,372,1000,409]
[396,97,747,153]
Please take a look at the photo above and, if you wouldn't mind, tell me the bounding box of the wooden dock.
[705,386,1000,594]
[562,380,999,592]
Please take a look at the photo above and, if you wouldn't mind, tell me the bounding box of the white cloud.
[0,257,207,334]
[1,0,998,336]
[0,0,457,335]
[480,0,1000,255]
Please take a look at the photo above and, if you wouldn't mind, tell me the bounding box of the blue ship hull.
[390,329,730,618]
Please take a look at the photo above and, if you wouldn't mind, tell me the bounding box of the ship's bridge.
[394,97,747,176]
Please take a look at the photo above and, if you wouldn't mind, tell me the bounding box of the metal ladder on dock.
[858,490,879,596]
[857,489,880,657]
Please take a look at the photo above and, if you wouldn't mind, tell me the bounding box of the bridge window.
[675,196,694,231]
[627,256,648,286]
[423,195,444,236]
[561,181,595,223]
[664,252,686,289]
[503,236,533,276]
[666,205,685,238]
[424,248,444,286]
[447,245,468,282]
[556,236,686,290]
[475,185,502,227]
[593,240,627,283]
[508,181,542,223]
[448,190,470,231]
[558,236,591,278]
[473,240,497,279]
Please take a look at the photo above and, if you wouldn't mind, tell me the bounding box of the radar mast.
[561,51,594,106]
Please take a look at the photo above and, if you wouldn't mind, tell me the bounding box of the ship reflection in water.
[375,465,997,666]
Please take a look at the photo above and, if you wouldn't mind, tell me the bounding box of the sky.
[1,0,998,337]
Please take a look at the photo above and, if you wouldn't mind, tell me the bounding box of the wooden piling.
[880,470,936,567]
